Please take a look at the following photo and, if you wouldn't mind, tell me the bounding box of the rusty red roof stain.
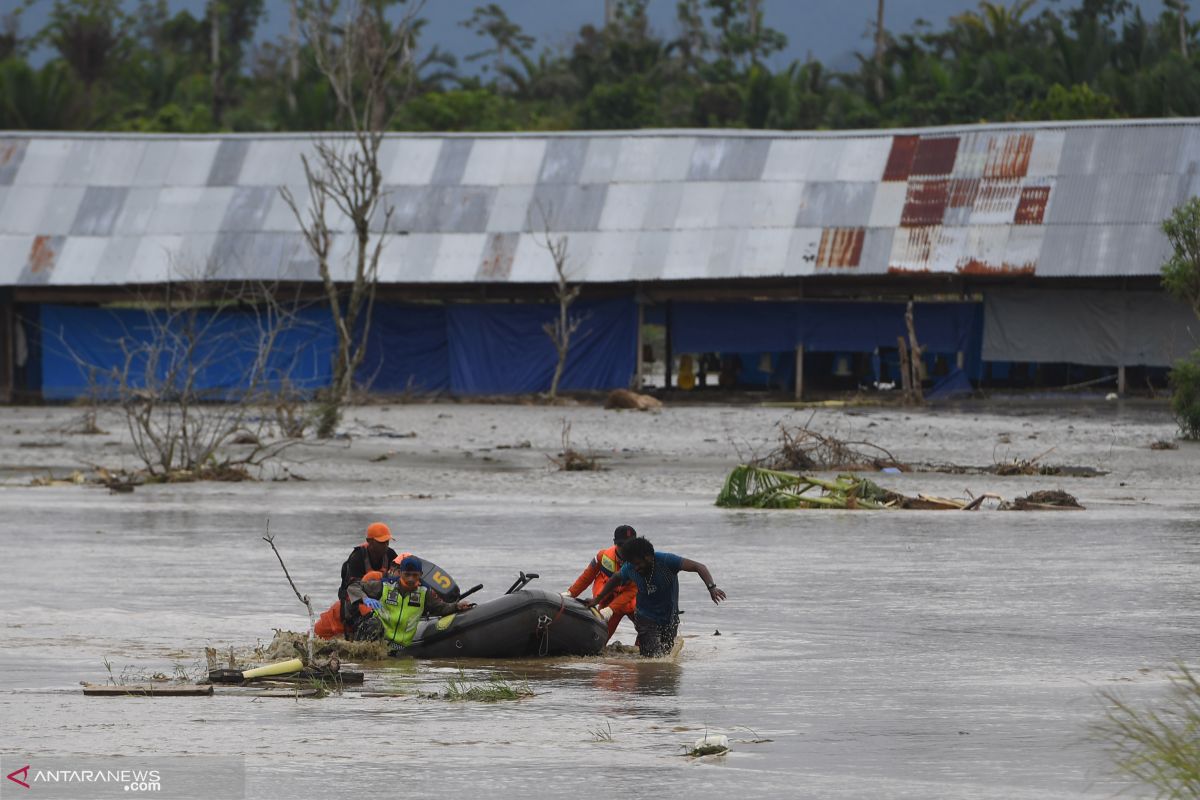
[815,228,865,269]
[478,234,514,279]
[947,178,980,208]
[886,265,932,275]
[897,226,935,263]
[983,133,1033,179]
[900,180,950,226]
[0,142,16,166]
[882,135,919,182]
[973,180,1021,214]
[956,258,1036,276]
[1014,186,1051,225]
[28,236,57,274]
[911,137,959,176]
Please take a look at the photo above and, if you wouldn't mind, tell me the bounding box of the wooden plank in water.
[83,683,213,697]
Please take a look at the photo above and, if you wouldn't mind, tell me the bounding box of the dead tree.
[61,260,311,479]
[281,0,424,438]
[534,204,587,399]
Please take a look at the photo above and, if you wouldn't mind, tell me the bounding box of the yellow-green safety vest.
[376,583,428,646]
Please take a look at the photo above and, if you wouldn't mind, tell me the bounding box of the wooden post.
[1118,364,1126,397]
[794,344,804,401]
[664,301,673,389]
[0,292,13,404]
[634,302,644,390]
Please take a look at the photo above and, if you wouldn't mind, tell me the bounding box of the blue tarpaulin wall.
[671,301,981,355]
[34,299,637,399]
[356,305,450,393]
[447,298,637,394]
[38,304,335,401]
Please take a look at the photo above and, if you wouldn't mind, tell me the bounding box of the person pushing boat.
[584,537,725,657]
[564,524,639,642]
[348,555,475,646]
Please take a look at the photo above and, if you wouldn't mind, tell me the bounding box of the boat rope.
[535,594,569,656]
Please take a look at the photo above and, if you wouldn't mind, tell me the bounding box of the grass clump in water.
[1094,663,1200,798]
[588,721,615,742]
[439,670,533,702]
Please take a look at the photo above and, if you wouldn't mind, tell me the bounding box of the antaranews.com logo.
[8,764,161,792]
[1,757,244,799]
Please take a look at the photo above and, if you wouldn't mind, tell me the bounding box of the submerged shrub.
[1168,350,1200,440]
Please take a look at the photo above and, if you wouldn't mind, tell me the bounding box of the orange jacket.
[568,545,637,615]
[315,570,385,640]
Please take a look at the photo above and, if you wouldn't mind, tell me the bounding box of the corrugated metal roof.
[1,120,1197,286]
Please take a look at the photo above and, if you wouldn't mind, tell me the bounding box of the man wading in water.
[584,537,726,657]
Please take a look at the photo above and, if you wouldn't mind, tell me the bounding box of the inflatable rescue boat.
[394,575,609,659]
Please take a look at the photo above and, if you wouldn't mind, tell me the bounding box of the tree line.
[1,0,1198,133]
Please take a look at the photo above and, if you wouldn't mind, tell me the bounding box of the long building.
[1,120,1197,401]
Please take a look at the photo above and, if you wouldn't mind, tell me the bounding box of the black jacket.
[338,544,398,622]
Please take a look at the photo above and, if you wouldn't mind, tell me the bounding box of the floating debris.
[686,733,730,757]
[1000,490,1085,511]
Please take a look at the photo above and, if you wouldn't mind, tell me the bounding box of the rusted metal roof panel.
[911,137,959,177]
[814,227,866,269]
[882,135,919,181]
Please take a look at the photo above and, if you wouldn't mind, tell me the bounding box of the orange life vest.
[315,569,385,639]
[570,545,637,615]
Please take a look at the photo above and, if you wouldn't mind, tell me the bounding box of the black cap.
[613,524,637,544]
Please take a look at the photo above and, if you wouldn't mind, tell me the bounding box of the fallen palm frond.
[716,466,897,509]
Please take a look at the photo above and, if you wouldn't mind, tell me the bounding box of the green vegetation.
[441,670,533,702]
[4,1,1200,133]
[1095,665,1200,799]
[1161,199,1200,440]
[1168,352,1200,440]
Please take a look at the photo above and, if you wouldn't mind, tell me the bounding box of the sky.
[21,0,1169,72]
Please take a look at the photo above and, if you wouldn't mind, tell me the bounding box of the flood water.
[3,467,1199,799]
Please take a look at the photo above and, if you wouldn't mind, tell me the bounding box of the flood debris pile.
[715,465,1083,511]
[548,420,604,471]
[262,629,390,662]
[999,489,1085,510]
[754,424,907,472]
[752,421,1105,478]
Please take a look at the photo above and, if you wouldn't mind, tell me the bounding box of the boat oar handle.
[458,583,483,601]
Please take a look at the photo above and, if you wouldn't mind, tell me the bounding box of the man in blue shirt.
[584,537,726,657]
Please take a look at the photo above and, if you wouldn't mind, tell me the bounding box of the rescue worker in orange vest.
[336,522,398,638]
[348,555,475,645]
[564,524,639,641]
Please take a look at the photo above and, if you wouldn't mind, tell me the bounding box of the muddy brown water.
[1,403,1199,798]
